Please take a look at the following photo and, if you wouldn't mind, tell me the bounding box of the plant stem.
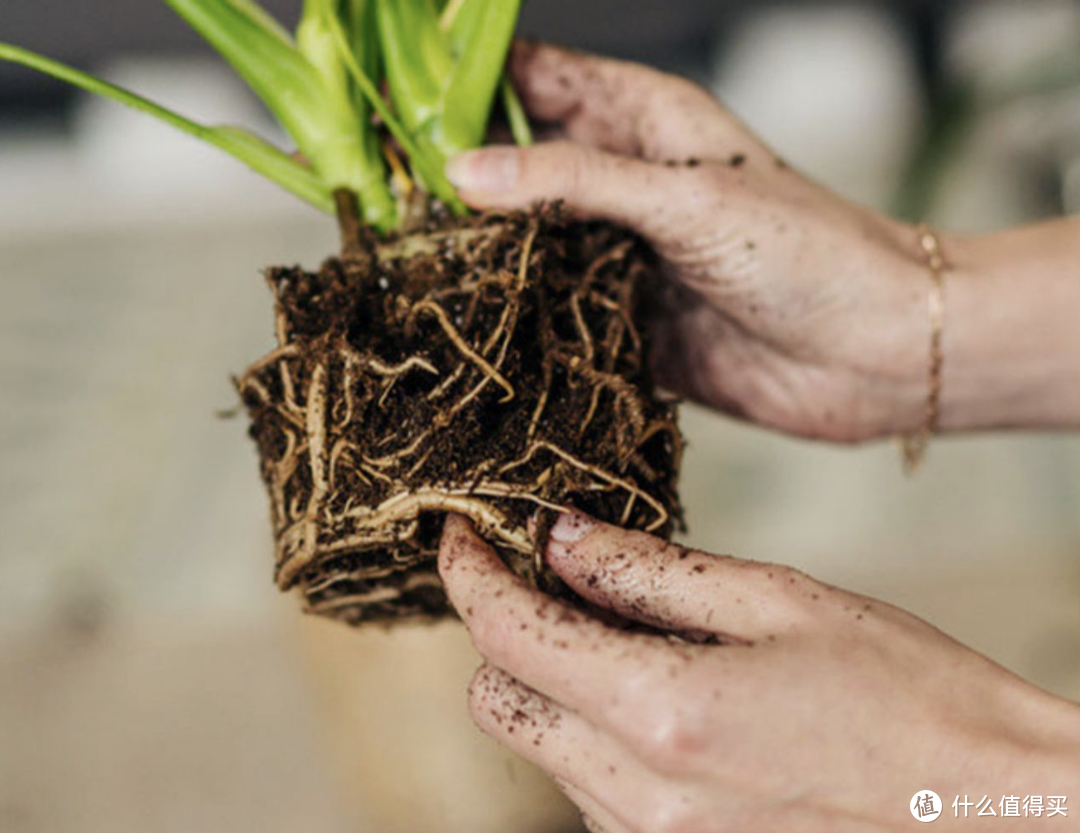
[334,188,364,255]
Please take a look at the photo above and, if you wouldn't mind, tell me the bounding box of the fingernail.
[549,510,596,545]
[445,147,520,193]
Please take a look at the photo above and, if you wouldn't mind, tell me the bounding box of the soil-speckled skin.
[239,206,683,626]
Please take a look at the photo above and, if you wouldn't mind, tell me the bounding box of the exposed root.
[331,490,533,554]
[353,352,438,379]
[501,440,670,532]
[283,361,329,587]
[411,299,516,402]
[243,344,299,375]
[239,208,682,625]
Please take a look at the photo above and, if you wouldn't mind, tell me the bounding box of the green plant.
[0,0,532,233]
[2,1,684,627]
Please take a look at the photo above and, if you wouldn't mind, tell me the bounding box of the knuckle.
[631,710,703,774]
[665,73,717,109]
[630,63,708,107]
[606,60,662,101]
[757,562,825,620]
[541,141,618,207]
[466,665,511,728]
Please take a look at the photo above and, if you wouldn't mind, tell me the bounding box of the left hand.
[438,513,1080,833]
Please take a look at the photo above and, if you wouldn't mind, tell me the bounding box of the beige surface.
[0,614,352,833]
[291,617,581,833]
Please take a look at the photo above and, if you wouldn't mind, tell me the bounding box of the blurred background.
[1,1,1078,831]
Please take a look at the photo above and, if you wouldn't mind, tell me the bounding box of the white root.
[241,344,299,376]
[412,299,516,403]
[499,440,669,532]
[303,571,444,616]
[277,362,329,587]
[363,429,432,468]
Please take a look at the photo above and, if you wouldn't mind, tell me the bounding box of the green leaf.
[299,0,395,229]
[341,0,380,93]
[0,43,334,212]
[375,0,453,139]
[210,127,337,210]
[163,0,369,195]
[339,0,398,229]
[322,7,464,212]
[227,0,295,44]
[297,0,347,86]
[439,0,522,154]
[163,0,324,136]
[442,0,482,55]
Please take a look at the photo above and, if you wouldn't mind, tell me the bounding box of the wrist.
[988,681,1080,830]
[936,220,1080,432]
[931,673,1080,831]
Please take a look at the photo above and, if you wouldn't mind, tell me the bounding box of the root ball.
[240,207,682,625]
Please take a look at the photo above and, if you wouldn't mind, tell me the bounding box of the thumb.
[445,141,683,239]
[543,510,804,641]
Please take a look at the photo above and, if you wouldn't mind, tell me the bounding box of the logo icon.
[911,791,942,822]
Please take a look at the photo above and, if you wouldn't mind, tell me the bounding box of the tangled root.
[238,206,682,625]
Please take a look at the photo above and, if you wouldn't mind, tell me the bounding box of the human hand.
[446,41,935,443]
[439,513,1080,832]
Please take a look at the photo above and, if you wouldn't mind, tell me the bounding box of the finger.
[543,511,811,641]
[445,140,719,241]
[469,664,647,833]
[439,515,684,723]
[509,40,755,164]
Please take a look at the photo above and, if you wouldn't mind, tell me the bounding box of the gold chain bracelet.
[901,223,947,474]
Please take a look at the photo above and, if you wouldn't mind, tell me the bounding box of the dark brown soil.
[238,204,682,625]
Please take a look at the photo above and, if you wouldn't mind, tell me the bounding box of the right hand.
[447,41,932,443]
[441,512,1080,833]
